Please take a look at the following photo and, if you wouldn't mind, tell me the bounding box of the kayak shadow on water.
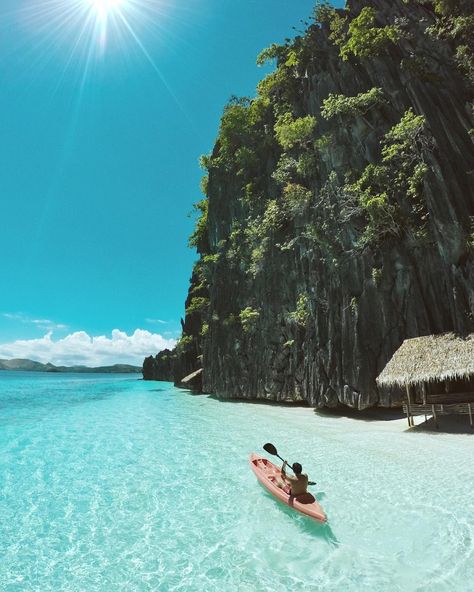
[261,489,339,546]
[301,519,339,547]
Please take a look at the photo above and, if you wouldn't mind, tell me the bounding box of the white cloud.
[0,329,176,367]
[2,312,68,332]
[31,319,68,331]
[145,318,168,325]
[3,313,21,320]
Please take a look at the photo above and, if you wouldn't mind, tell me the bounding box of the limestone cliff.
[144,0,474,408]
[143,349,174,381]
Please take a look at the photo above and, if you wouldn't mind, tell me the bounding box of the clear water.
[0,371,473,592]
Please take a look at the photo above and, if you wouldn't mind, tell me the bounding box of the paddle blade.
[263,442,278,456]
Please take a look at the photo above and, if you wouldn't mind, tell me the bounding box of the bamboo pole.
[468,403,473,428]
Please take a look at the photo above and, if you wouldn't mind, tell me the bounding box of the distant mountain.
[0,359,141,374]
[0,358,49,372]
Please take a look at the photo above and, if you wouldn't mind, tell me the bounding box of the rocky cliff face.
[145,0,474,408]
[143,349,174,381]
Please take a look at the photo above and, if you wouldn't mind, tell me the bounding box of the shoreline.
[196,388,474,435]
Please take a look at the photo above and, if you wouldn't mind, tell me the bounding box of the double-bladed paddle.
[263,442,317,486]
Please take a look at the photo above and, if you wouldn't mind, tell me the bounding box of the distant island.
[0,358,141,374]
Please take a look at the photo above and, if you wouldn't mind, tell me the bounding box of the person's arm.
[281,460,288,480]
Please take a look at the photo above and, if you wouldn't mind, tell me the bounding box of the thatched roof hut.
[377,333,474,388]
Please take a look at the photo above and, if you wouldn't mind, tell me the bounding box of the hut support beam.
[468,403,473,428]
[432,404,439,429]
[405,385,414,427]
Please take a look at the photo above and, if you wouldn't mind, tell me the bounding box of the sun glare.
[19,0,172,56]
[16,0,181,105]
[86,0,127,20]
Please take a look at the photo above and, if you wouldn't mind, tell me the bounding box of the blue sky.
[0,0,342,365]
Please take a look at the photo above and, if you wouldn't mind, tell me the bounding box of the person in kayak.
[279,460,308,496]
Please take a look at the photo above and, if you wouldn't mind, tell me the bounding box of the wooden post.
[406,384,413,427]
[468,403,473,428]
[432,404,439,429]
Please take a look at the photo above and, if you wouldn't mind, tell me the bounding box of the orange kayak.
[249,453,327,523]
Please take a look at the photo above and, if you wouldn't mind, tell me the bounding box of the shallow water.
[0,372,473,591]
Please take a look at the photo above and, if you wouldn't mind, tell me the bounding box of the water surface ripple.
[0,372,472,591]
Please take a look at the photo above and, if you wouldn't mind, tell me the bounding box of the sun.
[86,0,126,12]
[85,0,127,20]
[81,0,131,52]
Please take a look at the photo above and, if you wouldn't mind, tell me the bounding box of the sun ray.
[114,8,198,134]
[16,1,144,55]
[7,0,197,132]
[1,0,198,275]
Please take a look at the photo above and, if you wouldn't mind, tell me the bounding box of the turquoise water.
[0,372,473,591]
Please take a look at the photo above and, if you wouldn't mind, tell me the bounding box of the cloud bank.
[0,329,176,367]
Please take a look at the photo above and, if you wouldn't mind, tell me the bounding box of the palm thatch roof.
[377,333,474,388]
